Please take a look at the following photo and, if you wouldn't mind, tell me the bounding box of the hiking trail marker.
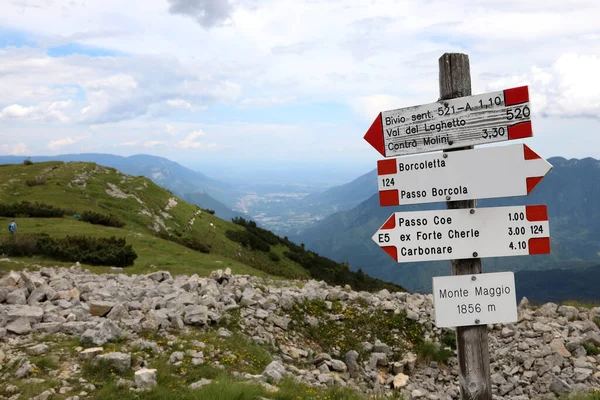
[432,271,518,328]
[372,205,550,263]
[364,53,552,400]
[364,86,532,157]
[377,143,552,206]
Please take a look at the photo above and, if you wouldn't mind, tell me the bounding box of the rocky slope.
[0,261,599,399]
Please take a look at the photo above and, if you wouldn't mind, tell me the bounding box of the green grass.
[0,161,310,279]
[563,390,600,400]
[562,300,600,309]
[287,299,423,361]
[414,340,453,364]
[0,161,405,293]
[70,325,402,400]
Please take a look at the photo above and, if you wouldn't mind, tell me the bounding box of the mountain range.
[295,156,600,294]
[2,151,600,302]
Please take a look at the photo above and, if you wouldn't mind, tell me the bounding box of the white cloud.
[0,48,242,125]
[0,101,72,123]
[47,133,91,149]
[348,95,410,122]
[486,53,600,120]
[165,124,177,136]
[0,0,599,166]
[120,141,138,146]
[239,96,294,107]
[1,142,30,155]
[167,99,192,109]
[144,140,167,147]
[177,129,206,149]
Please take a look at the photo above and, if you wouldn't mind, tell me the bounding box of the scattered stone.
[263,360,287,382]
[89,301,115,317]
[96,352,131,373]
[190,378,212,389]
[134,368,157,389]
[79,347,104,360]
[26,344,49,356]
[7,317,32,335]
[393,373,409,389]
[550,339,572,357]
[0,266,598,399]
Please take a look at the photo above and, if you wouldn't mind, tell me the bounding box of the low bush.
[179,237,211,254]
[441,330,457,350]
[225,229,270,252]
[156,231,211,254]
[0,234,137,267]
[80,210,125,228]
[268,252,280,262]
[23,158,33,166]
[414,340,454,364]
[0,201,71,218]
[583,342,599,356]
[25,176,46,186]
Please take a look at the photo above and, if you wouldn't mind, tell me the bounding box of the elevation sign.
[432,272,518,328]
[364,85,532,157]
[377,143,552,206]
[372,205,551,263]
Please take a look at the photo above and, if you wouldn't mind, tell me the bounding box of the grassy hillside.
[0,160,404,292]
[0,154,245,220]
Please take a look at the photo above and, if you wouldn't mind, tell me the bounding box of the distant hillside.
[183,192,247,222]
[0,160,404,293]
[515,263,600,304]
[0,154,243,220]
[296,156,600,294]
[300,169,377,215]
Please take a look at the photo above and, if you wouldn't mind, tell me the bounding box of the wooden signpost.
[364,53,553,400]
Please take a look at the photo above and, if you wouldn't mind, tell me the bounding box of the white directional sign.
[432,271,518,328]
[372,205,550,263]
[377,143,552,206]
[364,85,532,157]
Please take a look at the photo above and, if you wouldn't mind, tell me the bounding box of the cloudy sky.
[1,0,599,182]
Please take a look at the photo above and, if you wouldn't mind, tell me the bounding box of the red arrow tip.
[523,144,541,160]
[382,246,398,261]
[364,113,385,156]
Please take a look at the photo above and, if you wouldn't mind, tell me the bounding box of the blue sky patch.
[0,26,37,48]
[47,43,124,58]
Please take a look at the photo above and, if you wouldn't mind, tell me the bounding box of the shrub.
[231,217,279,245]
[25,177,46,186]
[180,237,211,253]
[0,234,137,267]
[415,340,454,364]
[441,330,457,350]
[0,201,71,218]
[156,231,211,254]
[80,210,125,228]
[268,252,280,262]
[0,235,38,256]
[583,342,599,356]
[225,229,270,252]
[23,158,33,166]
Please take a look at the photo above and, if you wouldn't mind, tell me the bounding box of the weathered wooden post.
[439,52,492,400]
